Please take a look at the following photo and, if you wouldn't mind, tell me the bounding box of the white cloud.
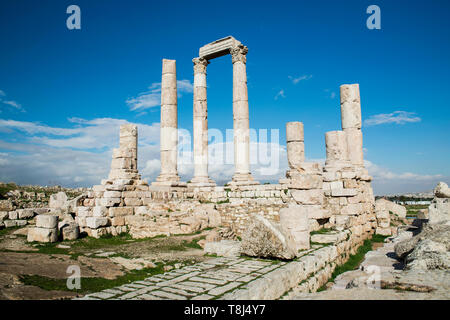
[0,117,446,195]
[288,75,312,84]
[274,90,286,100]
[126,80,193,111]
[364,111,421,126]
[0,89,25,113]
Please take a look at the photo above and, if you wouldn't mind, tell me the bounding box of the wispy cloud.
[324,89,336,99]
[364,111,421,126]
[288,75,312,84]
[126,80,193,111]
[0,90,25,112]
[274,90,286,100]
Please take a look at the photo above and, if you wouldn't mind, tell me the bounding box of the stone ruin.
[69,36,378,260]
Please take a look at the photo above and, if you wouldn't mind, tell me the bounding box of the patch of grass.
[183,238,203,250]
[0,226,21,236]
[216,199,230,204]
[224,188,231,192]
[371,234,389,243]
[318,234,388,291]
[19,263,167,294]
[405,204,429,210]
[283,189,288,195]
[310,228,333,235]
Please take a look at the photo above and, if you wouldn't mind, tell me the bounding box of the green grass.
[405,204,429,210]
[316,234,389,292]
[216,199,230,204]
[310,228,333,235]
[19,263,168,294]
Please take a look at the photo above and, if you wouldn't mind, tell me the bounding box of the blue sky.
[0,0,449,194]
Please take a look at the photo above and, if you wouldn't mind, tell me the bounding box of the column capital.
[230,45,248,64]
[193,57,209,74]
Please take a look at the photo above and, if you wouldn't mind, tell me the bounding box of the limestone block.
[109,207,134,217]
[0,211,8,221]
[162,58,176,74]
[331,188,357,197]
[204,240,241,258]
[340,84,361,129]
[375,199,406,218]
[375,227,392,236]
[376,209,390,220]
[98,197,121,207]
[287,141,305,169]
[291,189,324,205]
[77,206,91,217]
[49,192,68,209]
[435,182,450,198]
[279,204,310,250]
[340,203,362,215]
[8,211,18,220]
[86,217,109,229]
[17,209,35,219]
[27,227,58,243]
[103,190,122,198]
[111,216,125,226]
[428,198,450,225]
[286,122,304,142]
[241,215,298,260]
[233,100,249,120]
[36,215,58,229]
[93,206,108,217]
[0,199,14,211]
[345,128,364,166]
[112,148,133,159]
[111,158,133,170]
[4,220,17,228]
[325,130,348,162]
[61,222,79,240]
[15,220,27,227]
[124,198,143,206]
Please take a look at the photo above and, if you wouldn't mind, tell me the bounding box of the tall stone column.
[108,124,140,181]
[153,59,181,186]
[286,122,305,170]
[325,130,350,169]
[229,45,258,186]
[190,57,215,187]
[340,84,364,167]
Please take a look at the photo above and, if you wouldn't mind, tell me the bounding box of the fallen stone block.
[36,215,58,229]
[204,240,241,257]
[86,217,109,229]
[241,215,298,260]
[0,199,14,211]
[27,227,58,243]
[17,209,35,219]
[49,192,68,209]
[61,222,79,240]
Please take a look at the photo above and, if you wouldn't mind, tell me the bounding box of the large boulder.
[375,198,407,219]
[49,192,68,209]
[434,182,450,198]
[241,215,298,260]
[394,224,450,270]
[279,204,310,251]
[428,198,450,225]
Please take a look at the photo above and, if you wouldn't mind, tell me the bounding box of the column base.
[227,173,259,186]
[151,174,186,187]
[188,176,216,187]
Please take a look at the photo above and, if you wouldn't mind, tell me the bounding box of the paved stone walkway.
[75,257,286,300]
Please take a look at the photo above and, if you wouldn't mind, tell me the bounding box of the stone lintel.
[199,36,242,60]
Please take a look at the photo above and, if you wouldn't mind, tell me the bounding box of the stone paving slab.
[75,257,284,300]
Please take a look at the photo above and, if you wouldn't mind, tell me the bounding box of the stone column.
[229,45,258,186]
[325,130,350,168]
[340,84,364,167]
[153,59,181,186]
[190,57,215,186]
[108,124,140,181]
[286,122,305,170]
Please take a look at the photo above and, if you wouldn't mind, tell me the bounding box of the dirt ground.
[0,227,209,300]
